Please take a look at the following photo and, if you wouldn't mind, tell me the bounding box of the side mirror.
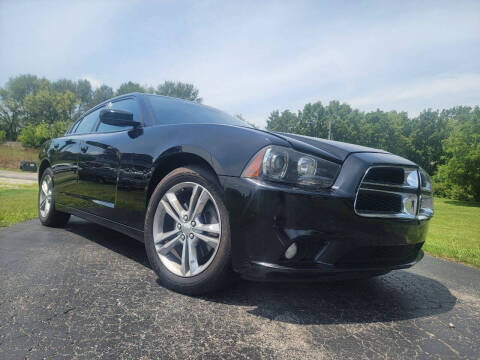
[99,109,140,127]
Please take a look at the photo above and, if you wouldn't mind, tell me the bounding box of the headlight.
[419,168,432,192]
[418,168,434,218]
[242,145,341,189]
[263,147,288,179]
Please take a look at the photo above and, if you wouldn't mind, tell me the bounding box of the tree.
[155,81,202,103]
[116,82,145,96]
[266,109,298,132]
[0,88,23,140]
[297,102,327,138]
[75,79,93,112]
[406,110,448,174]
[88,85,114,110]
[435,107,480,201]
[3,74,49,102]
[18,121,68,148]
[23,90,78,125]
[0,75,51,140]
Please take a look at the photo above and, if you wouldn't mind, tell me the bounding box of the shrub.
[18,121,68,148]
[0,130,6,144]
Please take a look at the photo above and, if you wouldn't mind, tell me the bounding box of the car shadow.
[203,273,457,325]
[66,217,457,326]
[66,217,151,268]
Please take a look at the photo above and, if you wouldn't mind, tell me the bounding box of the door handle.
[80,146,88,153]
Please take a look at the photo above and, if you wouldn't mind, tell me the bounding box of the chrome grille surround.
[354,166,433,220]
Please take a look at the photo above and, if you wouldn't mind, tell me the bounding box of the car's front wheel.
[38,168,71,227]
[144,166,232,295]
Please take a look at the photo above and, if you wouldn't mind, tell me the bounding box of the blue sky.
[1,0,479,127]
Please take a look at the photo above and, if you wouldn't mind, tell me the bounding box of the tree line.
[0,74,202,145]
[0,74,478,201]
[266,101,480,201]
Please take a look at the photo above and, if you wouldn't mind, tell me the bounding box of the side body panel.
[48,137,80,205]
[75,133,121,218]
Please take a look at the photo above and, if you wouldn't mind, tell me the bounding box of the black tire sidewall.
[144,166,231,294]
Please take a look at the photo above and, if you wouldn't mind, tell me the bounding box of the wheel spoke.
[193,222,220,235]
[154,228,180,245]
[191,189,209,220]
[46,176,52,192]
[188,238,199,275]
[181,237,188,276]
[165,191,185,218]
[42,182,48,195]
[40,198,46,209]
[187,185,199,218]
[161,199,181,223]
[156,234,182,255]
[194,232,219,248]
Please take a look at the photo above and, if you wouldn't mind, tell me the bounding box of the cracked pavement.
[0,218,479,359]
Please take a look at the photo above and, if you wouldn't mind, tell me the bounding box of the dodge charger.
[38,93,434,294]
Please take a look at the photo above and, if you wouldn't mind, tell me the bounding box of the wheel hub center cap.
[181,223,192,235]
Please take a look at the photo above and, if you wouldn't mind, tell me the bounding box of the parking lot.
[1,217,479,359]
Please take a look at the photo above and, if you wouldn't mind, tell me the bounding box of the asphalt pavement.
[0,218,479,359]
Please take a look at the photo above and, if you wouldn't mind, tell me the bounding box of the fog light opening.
[284,242,298,260]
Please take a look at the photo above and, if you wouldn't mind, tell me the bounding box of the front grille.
[364,167,404,185]
[355,166,420,219]
[356,191,402,213]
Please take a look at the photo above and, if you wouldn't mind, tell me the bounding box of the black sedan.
[38,93,434,294]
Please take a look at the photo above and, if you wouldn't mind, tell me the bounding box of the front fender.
[38,140,52,162]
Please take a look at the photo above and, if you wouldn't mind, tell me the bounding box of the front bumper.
[219,153,430,280]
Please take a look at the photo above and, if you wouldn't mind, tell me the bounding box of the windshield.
[147,95,250,127]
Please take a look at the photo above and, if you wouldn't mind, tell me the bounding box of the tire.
[144,166,232,295]
[38,167,71,227]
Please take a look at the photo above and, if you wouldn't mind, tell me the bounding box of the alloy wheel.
[39,175,53,218]
[153,181,222,277]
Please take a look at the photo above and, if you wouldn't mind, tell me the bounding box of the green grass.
[0,185,479,268]
[424,198,480,268]
[0,182,38,228]
[0,142,39,170]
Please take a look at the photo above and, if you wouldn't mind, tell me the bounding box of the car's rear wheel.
[38,168,71,227]
[145,166,232,295]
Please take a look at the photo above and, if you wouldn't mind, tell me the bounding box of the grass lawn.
[0,185,479,268]
[424,198,480,268]
[0,182,38,228]
[0,142,39,170]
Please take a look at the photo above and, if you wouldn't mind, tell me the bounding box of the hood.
[272,132,388,163]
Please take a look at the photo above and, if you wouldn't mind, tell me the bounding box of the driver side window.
[73,108,102,134]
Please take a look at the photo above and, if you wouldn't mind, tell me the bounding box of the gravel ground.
[0,218,479,359]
